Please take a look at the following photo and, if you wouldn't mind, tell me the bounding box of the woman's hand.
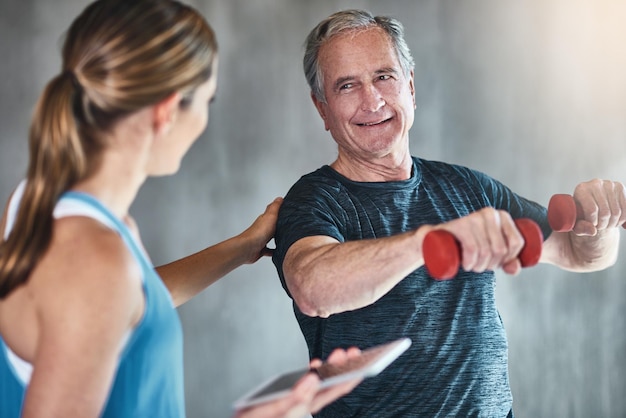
[233,347,362,418]
[239,197,283,263]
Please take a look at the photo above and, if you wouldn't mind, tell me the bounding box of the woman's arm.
[157,198,282,307]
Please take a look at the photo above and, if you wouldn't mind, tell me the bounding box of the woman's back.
[0,189,186,417]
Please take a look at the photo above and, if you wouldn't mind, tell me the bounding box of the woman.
[0,1,360,417]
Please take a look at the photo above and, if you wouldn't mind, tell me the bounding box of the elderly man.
[272,9,625,418]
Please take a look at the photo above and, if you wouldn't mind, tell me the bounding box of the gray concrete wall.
[1,1,624,417]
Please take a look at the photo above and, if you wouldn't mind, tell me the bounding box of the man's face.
[313,27,415,164]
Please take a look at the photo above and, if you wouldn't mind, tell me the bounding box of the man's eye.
[379,75,391,81]
[340,83,353,90]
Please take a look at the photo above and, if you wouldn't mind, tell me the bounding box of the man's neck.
[330,152,413,182]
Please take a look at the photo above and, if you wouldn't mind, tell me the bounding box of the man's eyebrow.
[333,76,355,91]
[376,67,400,75]
[331,67,401,91]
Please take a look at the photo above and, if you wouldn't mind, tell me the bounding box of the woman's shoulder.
[1,215,145,365]
[33,216,144,324]
[44,216,141,287]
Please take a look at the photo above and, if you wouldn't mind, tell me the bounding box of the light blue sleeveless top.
[0,191,186,417]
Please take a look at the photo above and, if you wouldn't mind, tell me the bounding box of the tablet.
[232,337,411,410]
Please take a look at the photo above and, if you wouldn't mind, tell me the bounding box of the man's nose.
[360,85,385,112]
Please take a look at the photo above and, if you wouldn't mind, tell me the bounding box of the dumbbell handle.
[422,218,543,280]
[548,193,626,232]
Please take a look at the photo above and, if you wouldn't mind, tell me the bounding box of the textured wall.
[0,1,624,417]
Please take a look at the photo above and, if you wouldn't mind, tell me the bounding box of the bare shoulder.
[32,216,145,330]
[0,215,146,364]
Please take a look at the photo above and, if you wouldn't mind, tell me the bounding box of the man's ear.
[409,70,416,109]
[311,91,330,131]
[153,92,182,135]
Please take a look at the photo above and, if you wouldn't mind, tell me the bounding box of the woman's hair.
[0,0,218,298]
[303,9,415,103]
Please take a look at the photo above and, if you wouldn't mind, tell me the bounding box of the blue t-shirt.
[272,157,551,418]
[0,191,185,417]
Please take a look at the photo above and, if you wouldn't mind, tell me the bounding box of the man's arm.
[541,179,625,271]
[283,207,529,318]
[283,228,429,318]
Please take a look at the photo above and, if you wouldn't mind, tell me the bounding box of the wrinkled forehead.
[320,25,392,55]
[318,26,399,77]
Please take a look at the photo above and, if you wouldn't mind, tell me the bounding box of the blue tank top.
[0,191,186,417]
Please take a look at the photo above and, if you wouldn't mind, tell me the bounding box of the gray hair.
[303,9,415,103]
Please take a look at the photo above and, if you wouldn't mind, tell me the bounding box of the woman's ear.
[153,92,182,135]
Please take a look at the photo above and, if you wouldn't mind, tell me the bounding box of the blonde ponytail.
[0,71,88,298]
[0,0,217,299]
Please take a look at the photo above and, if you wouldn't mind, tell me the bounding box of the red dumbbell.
[548,193,626,232]
[422,218,543,280]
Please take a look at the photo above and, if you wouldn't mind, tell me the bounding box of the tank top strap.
[60,192,152,272]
